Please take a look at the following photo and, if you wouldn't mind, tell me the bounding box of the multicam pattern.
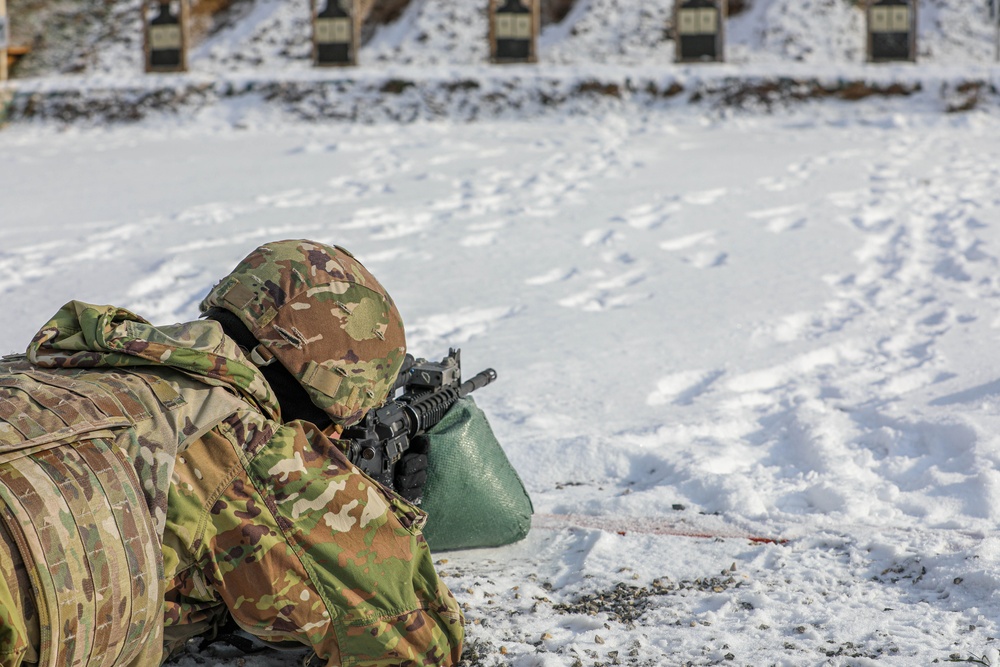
[26,299,279,422]
[0,507,37,665]
[166,416,463,665]
[0,365,166,667]
[0,294,463,666]
[200,239,407,427]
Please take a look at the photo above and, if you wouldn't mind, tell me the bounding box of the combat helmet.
[200,239,406,427]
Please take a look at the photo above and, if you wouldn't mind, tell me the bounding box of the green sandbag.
[419,397,533,551]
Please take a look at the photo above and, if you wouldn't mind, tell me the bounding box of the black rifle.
[342,348,497,500]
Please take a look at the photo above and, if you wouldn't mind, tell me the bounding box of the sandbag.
[419,397,532,551]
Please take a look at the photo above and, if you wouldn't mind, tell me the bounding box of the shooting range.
[313,0,358,67]
[0,0,7,81]
[144,0,188,72]
[867,0,916,62]
[490,0,538,64]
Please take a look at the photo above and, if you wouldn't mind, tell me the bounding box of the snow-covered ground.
[4,102,1000,666]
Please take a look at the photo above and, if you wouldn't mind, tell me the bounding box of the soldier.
[0,239,463,666]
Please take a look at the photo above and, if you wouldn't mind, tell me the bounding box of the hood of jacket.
[25,300,280,421]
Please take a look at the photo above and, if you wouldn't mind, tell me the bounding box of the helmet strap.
[203,307,332,429]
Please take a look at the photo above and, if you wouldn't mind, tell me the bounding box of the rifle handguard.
[342,350,497,497]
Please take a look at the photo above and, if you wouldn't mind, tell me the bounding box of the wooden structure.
[6,45,28,70]
[0,0,7,81]
[312,0,358,67]
[867,0,916,62]
[489,0,538,64]
[675,0,725,63]
[144,0,189,72]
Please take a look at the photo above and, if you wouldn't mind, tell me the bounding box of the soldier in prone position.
[0,239,463,666]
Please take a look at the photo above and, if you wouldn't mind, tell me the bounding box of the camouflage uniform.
[0,241,464,666]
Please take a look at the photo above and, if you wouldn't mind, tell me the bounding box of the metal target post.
[867,0,916,63]
[144,0,189,73]
[490,0,539,64]
[312,0,358,67]
[675,0,725,63]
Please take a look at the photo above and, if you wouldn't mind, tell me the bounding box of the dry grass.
[727,0,750,16]
[541,0,575,25]
[191,0,236,18]
[188,0,239,42]
[362,0,410,24]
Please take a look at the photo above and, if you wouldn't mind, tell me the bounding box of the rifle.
[342,348,497,501]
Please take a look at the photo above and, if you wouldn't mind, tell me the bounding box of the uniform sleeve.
[172,413,464,666]
[162,424,242,660]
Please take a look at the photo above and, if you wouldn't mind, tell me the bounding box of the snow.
[3,104,1000,666]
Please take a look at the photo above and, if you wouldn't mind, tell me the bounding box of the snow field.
[3,105,1000,664]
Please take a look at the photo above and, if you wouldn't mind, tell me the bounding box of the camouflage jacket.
[0,301,463,666]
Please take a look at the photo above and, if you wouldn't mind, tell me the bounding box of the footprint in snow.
[126,258,210,324]
[686,251,728,269]
[658,232,726,268]
[557,269,650,312]
[681,188,728,205]
[460,232,497,247]
[746,204,808,233]
[826,189,869,209]
[287,142,334,155]
[660,231,716,252]
[870,163,903,182]
[406,306,520,349]
[178,200,249,224]
[460,221,507,248]
[558,291,651,312]
[582,229,623,247]
[340,208,434,240]
[757,175,792,192]
[525,267,578,286]
[647,369,725,406]
[254,189,326,210]
[612,201,681,230]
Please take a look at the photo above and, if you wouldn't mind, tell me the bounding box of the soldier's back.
[0,358,244,667]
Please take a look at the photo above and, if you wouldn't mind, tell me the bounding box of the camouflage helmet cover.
[200,239,406,427]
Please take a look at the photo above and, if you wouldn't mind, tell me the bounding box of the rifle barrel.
[458,369,497,398]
